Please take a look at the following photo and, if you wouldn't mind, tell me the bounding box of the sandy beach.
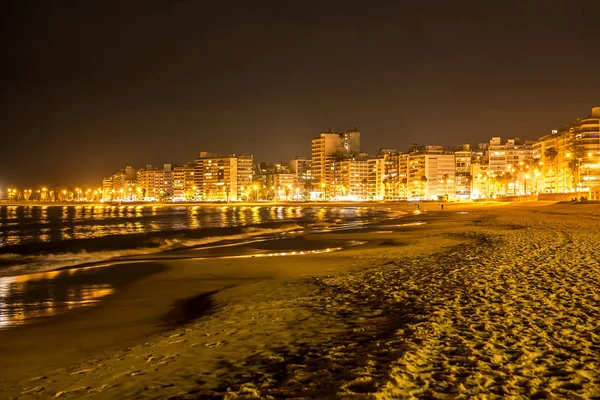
[1,201,599,399]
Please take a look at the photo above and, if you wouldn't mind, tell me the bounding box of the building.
[265,173,296,200]
[367,156,385,200]
[487,137,534,196]
[311,129,361,190]
[533,107,600,194]
[172,163,196,201]
[289,157,313,195]
[532,130,571,193]
[408,146,455,200]
[454,145,472,198]
[236,154,254,201]
[570,107,600,192]
[102,177,113,201]
[470,161,491,199]
[137,164,172,201]
[488,137,533,172]
[379,149,409,200]
[339,157,369,200]
[193,152,252,202]
[194,152,238,202]
[101,166,138,201]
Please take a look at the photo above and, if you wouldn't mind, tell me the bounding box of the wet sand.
[3,201,597,399]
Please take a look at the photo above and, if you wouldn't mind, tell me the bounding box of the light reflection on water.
[0,270,115,329]
[0,205,388,253]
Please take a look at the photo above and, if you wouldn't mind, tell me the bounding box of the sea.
[0,204,393,329]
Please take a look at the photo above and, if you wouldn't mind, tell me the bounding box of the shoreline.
[2,202,598,398]
[0,204,490,394]
[0,199,492,208]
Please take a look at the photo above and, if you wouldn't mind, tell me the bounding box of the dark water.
[0,205,392,329]
[0,205,390,276]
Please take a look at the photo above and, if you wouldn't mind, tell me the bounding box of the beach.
[1,202,599,399]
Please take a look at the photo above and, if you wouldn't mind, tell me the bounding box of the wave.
[0,224,304,278]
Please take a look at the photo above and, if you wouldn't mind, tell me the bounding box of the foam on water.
[0,224,305,278]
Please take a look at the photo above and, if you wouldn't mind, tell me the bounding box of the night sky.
[2,0,599,187]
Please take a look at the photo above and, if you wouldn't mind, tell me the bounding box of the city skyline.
[3,105,599,202]
[2,0,600,187]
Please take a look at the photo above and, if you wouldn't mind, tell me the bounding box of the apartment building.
[172,163,196,201]
[311,129,360,188]
[408,146,455,200]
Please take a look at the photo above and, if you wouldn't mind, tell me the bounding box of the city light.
[2,108,599,203]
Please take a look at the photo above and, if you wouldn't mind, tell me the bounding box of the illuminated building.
[470,161,491,199]
[137,164,172,201]
[311,129,360,193]
[533,107,600,194]
[367,156,385,200]
[236,154,254,200]
[487,137,534,195]
[289,157,312,195]
[265,173,296,200]
[102,177,113,201]
[408,145,455,200]
[454,145,472,198]
[380,149,409,200]
[339,156,369,200]
[194,152,255,202]
[571,107,600,191]
[172,163,196,201]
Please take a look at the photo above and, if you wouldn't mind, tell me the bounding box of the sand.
[1,202,599,399]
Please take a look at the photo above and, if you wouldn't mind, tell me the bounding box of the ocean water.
[0,205,391,277]
[0,204,392,330]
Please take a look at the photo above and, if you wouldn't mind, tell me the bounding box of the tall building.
[487,137,534,195]
[533,107,600,194]
[488,137,534,172]
[172,163,196,201]
[289,157,313,194]
[102,177,113,201]
[195,152,238,202]
[532,130,571,193]
[367,156,385,200]
[193,152,252,201]
[454,145,472,198]
[236,154,254,201]
[408,146,455,200]
[570,107,600,191]
[379,149,409,200]
[339,156,369,200]
[101,166,138,201]
[138,164,172,201]
[311,129,361,189]
[265,172,296,200]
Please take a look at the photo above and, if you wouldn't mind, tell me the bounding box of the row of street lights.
[3,187,103,202]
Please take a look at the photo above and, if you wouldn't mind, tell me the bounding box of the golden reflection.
[315,207,327,221]
[39,227,50,243]
[220,208,228,226]
[61,226,72,241]
[238,208,246,225]
[285,207,294,219]
[0,274,115,330]
[251,207,261,224]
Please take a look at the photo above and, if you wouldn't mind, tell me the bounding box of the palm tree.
[420,176,428,199]
[441,174,450,197]
[401,178,408,200]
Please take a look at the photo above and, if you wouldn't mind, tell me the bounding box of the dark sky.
[2,0,599,187]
